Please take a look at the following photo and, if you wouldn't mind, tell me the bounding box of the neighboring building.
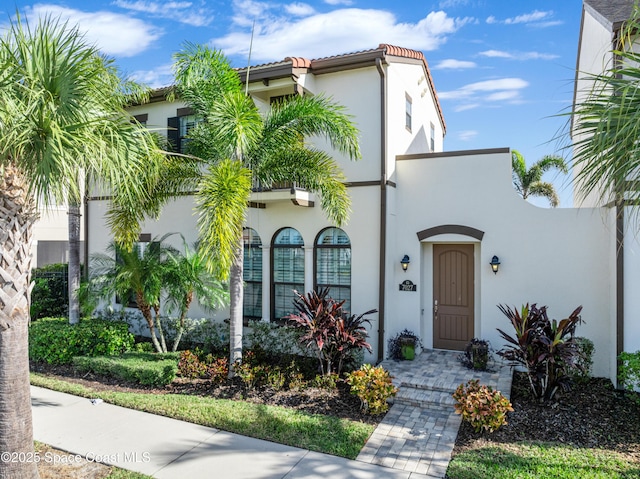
[572,0,640,379]
[85,39,628,382]
[33,206,85,268]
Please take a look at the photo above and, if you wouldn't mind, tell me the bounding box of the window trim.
[313,227,352,313]
[242,227,263,323]
[405,93,412,132]
[270,227,305,322]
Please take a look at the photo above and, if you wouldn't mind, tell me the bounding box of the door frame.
[420,239,481,350]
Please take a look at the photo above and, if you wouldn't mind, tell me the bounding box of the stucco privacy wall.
[391,148,614,379]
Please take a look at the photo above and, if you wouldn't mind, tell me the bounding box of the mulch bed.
[453,371,640,460]
[29,361,382,425]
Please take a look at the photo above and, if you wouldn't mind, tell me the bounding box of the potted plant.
[459,338,491,371]
[388,329,422,361]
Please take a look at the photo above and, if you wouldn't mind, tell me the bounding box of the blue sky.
[3,0,584,206]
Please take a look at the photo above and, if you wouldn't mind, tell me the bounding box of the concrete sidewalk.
[31,386,417,479]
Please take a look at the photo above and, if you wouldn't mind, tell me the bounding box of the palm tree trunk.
[228,235,244,377]
[137,295,162,353]
[0,166,40,479]
[171,292,192,352]
[68,198,81,325]
[154,305,168,353]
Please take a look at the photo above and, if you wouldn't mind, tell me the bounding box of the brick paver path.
[356,349,513,478]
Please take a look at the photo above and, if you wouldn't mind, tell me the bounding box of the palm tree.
[571,6,640,212]
[163,237,229,351]
[172,44,361,371]
[89,239,169,353]
[0,16,159,478]
[511,150,568,207]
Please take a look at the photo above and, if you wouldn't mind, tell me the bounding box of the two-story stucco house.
[86,38,629,382]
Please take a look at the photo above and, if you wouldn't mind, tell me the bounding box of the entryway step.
[393,386,456,408]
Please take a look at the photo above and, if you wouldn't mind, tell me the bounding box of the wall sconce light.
[401,255,410,272]
[490,255,501,274]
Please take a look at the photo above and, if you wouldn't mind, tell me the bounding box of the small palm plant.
[511,150,568,207]
[163,238,229,351]
[89,236,173,353]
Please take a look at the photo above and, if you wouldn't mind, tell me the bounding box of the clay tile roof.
[285,57,311,68]
[378,44,424,61]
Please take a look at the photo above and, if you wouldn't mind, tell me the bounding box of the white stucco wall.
[392,149,615,379]
[624,207,640,355]
[573,8,616,207]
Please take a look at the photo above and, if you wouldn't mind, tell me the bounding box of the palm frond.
[196,159,252,280]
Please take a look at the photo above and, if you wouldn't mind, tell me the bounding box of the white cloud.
[112,0,214,27]
[433,58,477,69]
[439,0,469,7]
[486,9,561,28]
[458,130,478,141]
[439,77,528,109]
[454,103,480,112]
[21,4,162,57]
[324,0,353,5]
[504,10,550,25]
[214,7,471,62]
[479,50,559,61]
[486,90,520,101]
[130,63,174,89]
[285,3,316,17]
[479,49,512,58]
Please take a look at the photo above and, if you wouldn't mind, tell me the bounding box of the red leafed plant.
[288,288,375,376]
[497,303,583,402]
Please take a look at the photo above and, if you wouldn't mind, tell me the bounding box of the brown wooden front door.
[433,244,474,350]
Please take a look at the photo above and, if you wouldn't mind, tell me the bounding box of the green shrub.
[345,364,397,415]
[235,362,268,389]
[570,337,594,384]
[311,373,339,390]
[30,264,68,319]
[618,351,640,399]
[246,320,304,356]
[29,318,134,364]
[453,379,513,433]
[72,352,179,387]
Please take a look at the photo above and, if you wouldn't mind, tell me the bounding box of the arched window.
[271,228,304,321]
[315,228,351,312]
[243,228,262,321]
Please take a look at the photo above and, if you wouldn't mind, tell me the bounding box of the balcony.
[250,182,315,208]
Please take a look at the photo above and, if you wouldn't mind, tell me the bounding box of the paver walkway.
[357,349,513,478]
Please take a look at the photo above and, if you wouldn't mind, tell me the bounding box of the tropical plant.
[497,303,583,402]
[0,15,161,478]
[511,150,568,207]
[570,4,640,212]
[345,364,398,415]
[453,379,513,433]
[170,44,361,372]
[163,237,229,351]
[89,238,171,353]
[289,288,375,376]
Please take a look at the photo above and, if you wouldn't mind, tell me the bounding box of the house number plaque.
[399,280,417,292]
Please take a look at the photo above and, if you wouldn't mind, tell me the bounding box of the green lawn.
[31,373,374,459]
[446,442,640,479]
